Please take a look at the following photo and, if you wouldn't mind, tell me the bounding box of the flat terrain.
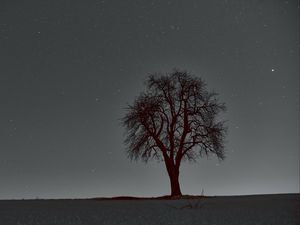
[0,194,299,225]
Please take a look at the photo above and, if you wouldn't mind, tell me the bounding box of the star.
[271,68,275,72]
[59,90,65,96]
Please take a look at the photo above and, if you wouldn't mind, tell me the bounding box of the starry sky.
[0,0,299,199]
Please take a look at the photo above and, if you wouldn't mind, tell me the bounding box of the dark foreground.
[0,194,299,225]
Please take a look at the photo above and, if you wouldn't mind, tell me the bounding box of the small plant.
[166,189,206,210]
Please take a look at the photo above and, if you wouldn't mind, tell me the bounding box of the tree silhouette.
[122,69,227,197]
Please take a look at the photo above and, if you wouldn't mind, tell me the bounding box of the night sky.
[0,0,299,199]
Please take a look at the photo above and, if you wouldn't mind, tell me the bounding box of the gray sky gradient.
[0,0,299,199]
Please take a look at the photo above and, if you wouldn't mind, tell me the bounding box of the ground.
[0,194,298,225]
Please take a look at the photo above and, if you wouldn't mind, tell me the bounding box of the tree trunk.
[167,167,182,197]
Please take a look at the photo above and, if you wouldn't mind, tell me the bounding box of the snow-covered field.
[0,194,298,225]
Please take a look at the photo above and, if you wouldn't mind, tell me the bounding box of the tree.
[122,69,227,197]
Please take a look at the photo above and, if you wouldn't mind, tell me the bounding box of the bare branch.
[122,69,227,165]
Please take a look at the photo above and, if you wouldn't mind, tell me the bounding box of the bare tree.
[122,69,227,197]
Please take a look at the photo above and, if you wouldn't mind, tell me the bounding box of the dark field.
[0,194,299,225]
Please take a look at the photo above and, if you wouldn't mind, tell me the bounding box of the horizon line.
[0,192,299,201]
